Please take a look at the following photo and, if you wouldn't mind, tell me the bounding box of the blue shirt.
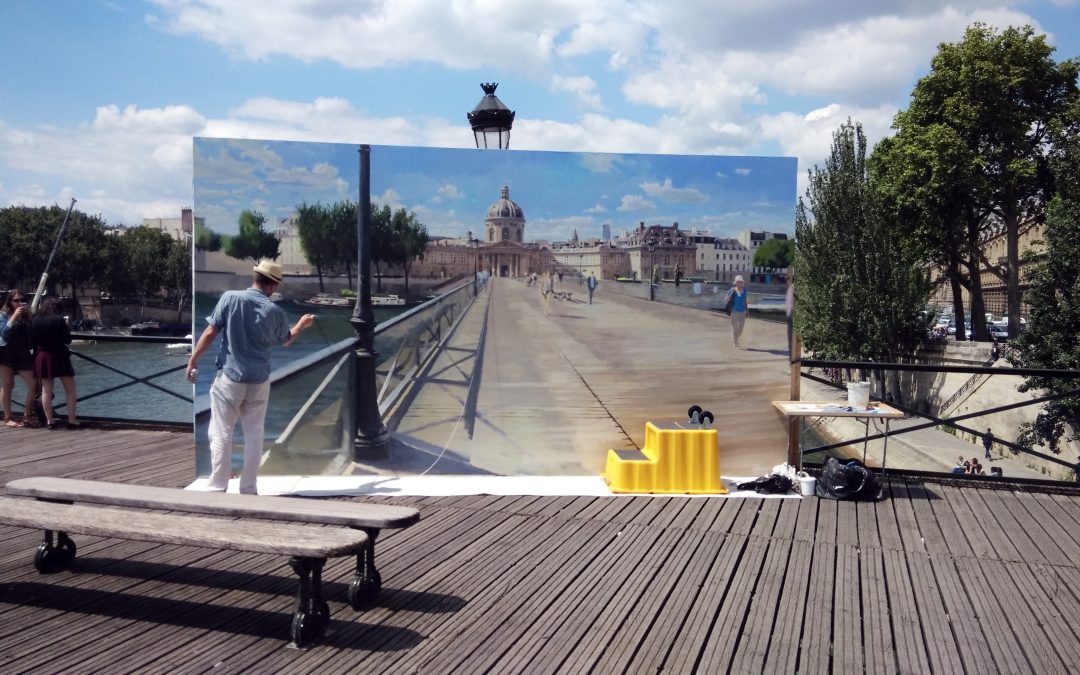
[727,288,747,312]
[207,288,291,384]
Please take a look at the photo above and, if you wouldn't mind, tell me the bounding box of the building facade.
[142,207,198,243]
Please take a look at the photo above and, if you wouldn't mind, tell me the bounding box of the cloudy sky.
[2,1,1077,231]
[195,138,796,241]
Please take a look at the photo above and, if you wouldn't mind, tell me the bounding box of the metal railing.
[799,358,1080,480]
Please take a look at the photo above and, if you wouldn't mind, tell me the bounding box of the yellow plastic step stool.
[604,420,727,494]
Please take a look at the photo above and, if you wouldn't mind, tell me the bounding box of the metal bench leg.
[288,556,329,649]
[34,530,77,573]
[347,528,381,610]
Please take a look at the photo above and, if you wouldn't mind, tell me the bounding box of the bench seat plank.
[6,477,419,529]
[0,497,367,558]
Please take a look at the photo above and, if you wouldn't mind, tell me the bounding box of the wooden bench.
[5,477,420,609]
[0,496,367,648]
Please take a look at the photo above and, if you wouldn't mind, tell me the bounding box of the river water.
[68,297,405,424]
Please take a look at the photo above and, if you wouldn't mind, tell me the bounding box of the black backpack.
[816,458,881,500]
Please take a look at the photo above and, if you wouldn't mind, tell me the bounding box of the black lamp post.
[468,83,515,149]
[351,145,391,459]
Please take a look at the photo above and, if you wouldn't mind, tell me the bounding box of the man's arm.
[186,324,219,383]
[282,314,316,347]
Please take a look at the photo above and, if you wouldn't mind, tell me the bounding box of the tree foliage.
[194,220,222,251]
[886,23,1080,339]
[1007,132,1080,453]
[295,201,334,293]
[224,210,279,262]
[752,238,795,270]
[795,120,932,379]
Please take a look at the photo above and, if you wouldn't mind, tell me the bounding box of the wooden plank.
[937,485,995,559]
[926,554,998,674]
[954,556,1053,674]
[659,533,751,673]
[915,481,970,557]
[795,542,835,674]
[881,549,930,674]
[903,553,966,675]
[692,534,773,672]
[974,488,1051,564]
[859,547,896,674]
[761,539,812,675]
[1018,492,1080,562]
[592,531,724,675]
[0,498,366,557]
[832,545,863,674]
[727,534,794,673]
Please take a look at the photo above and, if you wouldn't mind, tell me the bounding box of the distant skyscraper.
[602,223,611,241]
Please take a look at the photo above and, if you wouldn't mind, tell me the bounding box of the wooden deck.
[2,425,1080,673]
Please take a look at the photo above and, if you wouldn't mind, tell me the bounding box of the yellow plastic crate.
[605,421,726,494]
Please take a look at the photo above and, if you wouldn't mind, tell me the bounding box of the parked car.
[989,324,1009,340]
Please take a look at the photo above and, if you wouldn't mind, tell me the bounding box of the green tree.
[796,120,932,397]
[224,210,280,262]
[328,200,358,289]
[295,201,333,293]
[1007,132,1080,453]
[395,209,429,296]
[891,23,1080,339]
[164,237,192,323]
[194,220,222,251]
[121,227,175,313]
[370,203,397,293]
[752,238,795,270]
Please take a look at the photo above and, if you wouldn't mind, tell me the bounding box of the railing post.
[788,333,802,469]
[350,145,391,460]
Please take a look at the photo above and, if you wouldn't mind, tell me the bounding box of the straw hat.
[253,259,284,284]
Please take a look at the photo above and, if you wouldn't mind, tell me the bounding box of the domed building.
[413,183,551,280]
[486,185,525,243]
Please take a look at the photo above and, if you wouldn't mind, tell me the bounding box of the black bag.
[723,291,734,316]
[816,458,881,500]
[736,474,795,495]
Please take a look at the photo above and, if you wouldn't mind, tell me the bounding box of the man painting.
[186,260,316,494]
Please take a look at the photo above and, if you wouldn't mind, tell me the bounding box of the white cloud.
[734,168,752,177]
[617,194,656,211]
[434,184,463,202]
[639,178,707,203]
[584,204,607,213]
[550,74,604,110]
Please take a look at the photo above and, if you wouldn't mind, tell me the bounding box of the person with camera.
[32,297,79,429]
[0,290,38,427]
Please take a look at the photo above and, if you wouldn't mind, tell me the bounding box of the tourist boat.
[165,334,193,356]
[269,292,284,303]
[130,321,161,336]
[372,294,406,307]
[303,293,355,309]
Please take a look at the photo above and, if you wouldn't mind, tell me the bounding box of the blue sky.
[2,1,1078,230]
[195,139,797,241]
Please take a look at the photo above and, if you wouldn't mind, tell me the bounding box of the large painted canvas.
[193,138,797,480]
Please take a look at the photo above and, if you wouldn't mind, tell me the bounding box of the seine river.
[70,298,406,424]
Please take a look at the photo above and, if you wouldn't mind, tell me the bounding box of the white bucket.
[799,474,817,496]
[847,381,871,409]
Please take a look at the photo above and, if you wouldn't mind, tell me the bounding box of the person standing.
[674,263,682,288]
[724,275,748,348]
[983,429,994,460]
[541,271,555,316]
[31,297,78,429]
[0,290,37,427]
[186,260,315,494]
[586,272,598,305]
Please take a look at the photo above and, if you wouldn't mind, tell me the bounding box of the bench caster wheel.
[688,405,702,422]
[348,576,379,610]
[34,543,62,573]
[701,411,714,426]
[291,611,317,648]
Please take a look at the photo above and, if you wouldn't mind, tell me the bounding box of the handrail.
[799,358,1080,472]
